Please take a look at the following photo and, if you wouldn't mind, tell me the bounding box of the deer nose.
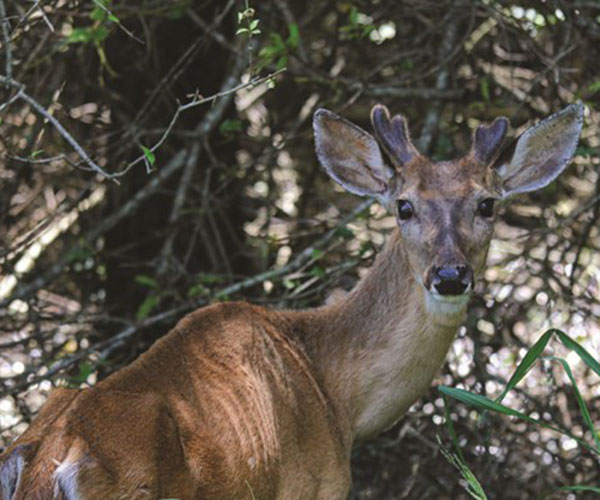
[432,265,472,296]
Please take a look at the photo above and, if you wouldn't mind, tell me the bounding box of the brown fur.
[0,230,465,500]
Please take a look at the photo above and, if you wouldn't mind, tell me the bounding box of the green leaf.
[187,284,210,298]
[66,27,93,44]
[219,119,243,135]
[441,387,525,418]
[283,279,296,290]
[65,246,93,263]
[439,386,598,455]
[249,19,259,30]
[555,329,600,377]
[547,356,600,452]
[134,275,158,288]
[496,329,552,403]
[587,80,600,94]
[310,266,325,278]
[438,436,488,500]
[336,226,354,240]
[236,27,249,36]
[108,14,119,23]
[90,7,106,21]
[311,249,324,259]
[480,78,490,102]
[276,56,287,70]
[197,273,224,284]
[442,394,465,463]
[536,485,600,500]
[165,4,187,19]
[361,24,375,38]
[90,25,109,42]
[287,23,300,48]
[66,362,95,387]
[349,6,358,25]
[140,145,156,165]
[270,33,285,51]
[575,145,599,156]
[136,294,159,320]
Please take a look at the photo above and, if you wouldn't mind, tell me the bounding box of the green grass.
[439,328,600,497]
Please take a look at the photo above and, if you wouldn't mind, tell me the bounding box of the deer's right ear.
[313,109,394,199]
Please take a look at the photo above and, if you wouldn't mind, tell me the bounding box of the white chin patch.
[424,288,470,316]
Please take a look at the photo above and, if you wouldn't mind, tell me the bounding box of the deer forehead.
[397,154,496,200]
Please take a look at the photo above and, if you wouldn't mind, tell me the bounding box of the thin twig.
[359,86,464,100]
[213,198,374,299]
[417,5,466,153]
[0,67,285,309]
[17,1,54,32]
[274,0,309,63]
[569,173,600,287]
[130,0,236,129]
[115,67,286,177]
[156,47,248,277]
[0,0,12,80]
[187,8,236,52]
[91,0,144,45]
[0,87,18,112]
[0,197,374,395]
[0,76,115,181]
[0,150,186,310]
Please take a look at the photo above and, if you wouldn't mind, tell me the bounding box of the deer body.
[0,102,583,500]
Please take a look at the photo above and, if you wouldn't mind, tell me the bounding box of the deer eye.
[396,200,414,220]
[477,198,495,218]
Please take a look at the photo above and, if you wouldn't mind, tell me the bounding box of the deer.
[0,101,583,500]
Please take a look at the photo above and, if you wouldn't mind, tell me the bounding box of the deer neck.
[302,230,467,443]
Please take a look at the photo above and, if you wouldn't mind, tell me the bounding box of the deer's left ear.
[493,102,584,198]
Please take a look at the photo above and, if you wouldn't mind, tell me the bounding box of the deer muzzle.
[427,264,473,297]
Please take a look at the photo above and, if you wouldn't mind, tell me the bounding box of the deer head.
[313,103,583,313]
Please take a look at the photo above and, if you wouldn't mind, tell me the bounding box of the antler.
[472,117,508,165]
[370,104,420,169]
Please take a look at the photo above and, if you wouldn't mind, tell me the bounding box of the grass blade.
[547,356,600,452]
[442,394,465,463]
[535,485,600,499]
[441,387,530,419]
[439,386,599,456]
[555,329,600,377]
[437,436,488,500]
[496,329,553,403]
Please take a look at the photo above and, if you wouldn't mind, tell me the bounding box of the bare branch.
[360,86,464,100]
[417,4,467,152]
[0,0,12,79]
[116,67,286,177]
[156,47,249,277]
[0,76,116,181]
[91,0,144,45]
[187,9,236,52]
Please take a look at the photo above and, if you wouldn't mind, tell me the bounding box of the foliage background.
[1,1,599,498]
